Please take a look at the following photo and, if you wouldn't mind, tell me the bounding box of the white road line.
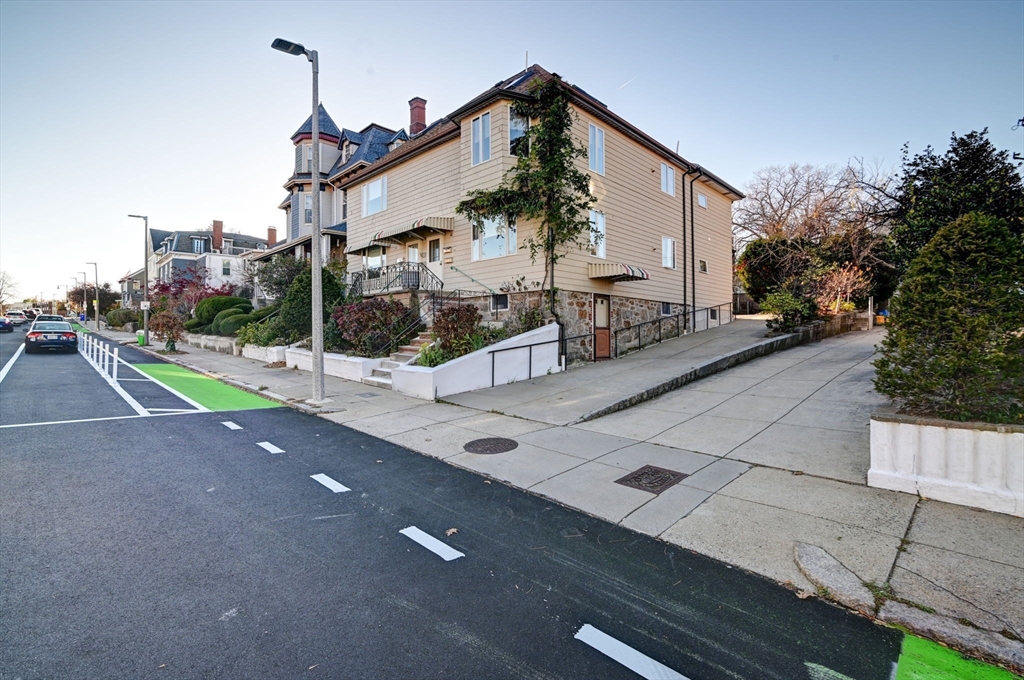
[310,474,350,493]
[574,624,688,680]
[399,526,464,562]
[147,408,194,412]
[257,441,284,454]
[0,411,202,429]
[0,344,25,384]
[116,359,210,413]
[221,421,243,430]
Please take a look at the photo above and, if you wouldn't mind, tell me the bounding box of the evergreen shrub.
[873,213,1024,424]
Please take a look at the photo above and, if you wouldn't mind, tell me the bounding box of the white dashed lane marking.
[311,474,350,493]
[399,526,465,562]
[221,421,242,430]
[256,441,284,454]
[574,624,688,680]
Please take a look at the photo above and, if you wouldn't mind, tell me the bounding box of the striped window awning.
[346,216,454,254]
[587,262,651,282]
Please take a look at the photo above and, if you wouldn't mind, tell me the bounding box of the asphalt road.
[0,329,903,679]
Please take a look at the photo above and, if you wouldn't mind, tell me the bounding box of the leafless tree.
[0,270,17,310]
[733,163,866,248]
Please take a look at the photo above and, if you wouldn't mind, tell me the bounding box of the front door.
[426,237,444,287]
[594,294,611,359]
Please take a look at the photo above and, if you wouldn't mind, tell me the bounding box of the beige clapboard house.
[339,65,742,359]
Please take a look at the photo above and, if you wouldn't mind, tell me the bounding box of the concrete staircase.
[361,332,433,390]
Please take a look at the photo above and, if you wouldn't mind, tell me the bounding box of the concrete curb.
[879,601,1024,673]
[794,543,875,615]
[794,540,1024,673]
[573,331,808,424]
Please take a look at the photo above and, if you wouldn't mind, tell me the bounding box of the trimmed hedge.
[195,296,252,325]
[210,307,247,335]
[219,313,255,336]
[105,308,140,327]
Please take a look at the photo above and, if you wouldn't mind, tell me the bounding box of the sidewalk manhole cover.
[615,465,688,494]
[464,437,518,454]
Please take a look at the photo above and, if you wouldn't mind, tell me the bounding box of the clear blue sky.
[1,0,1021,303]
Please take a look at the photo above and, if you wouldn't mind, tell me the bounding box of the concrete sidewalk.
[97,324,1024,670]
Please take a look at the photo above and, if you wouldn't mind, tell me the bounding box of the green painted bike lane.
[132,363,281,412]
[894,636,1021,680]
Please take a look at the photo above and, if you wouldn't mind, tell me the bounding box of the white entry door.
[425,237,444,286]
[407,244,419,263]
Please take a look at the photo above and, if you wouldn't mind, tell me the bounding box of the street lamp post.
[78,272,87,320]
[128,214,150,345]
[86,263,99,331]
[272,37,326,403]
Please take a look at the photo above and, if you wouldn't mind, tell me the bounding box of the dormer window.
[192,238,206,254]
[388,139,404,152]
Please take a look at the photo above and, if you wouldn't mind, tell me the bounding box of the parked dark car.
[0,316,13,332]
[23,321,78,354]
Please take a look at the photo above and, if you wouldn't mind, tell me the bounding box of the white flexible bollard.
[102,343,108,375]
[112,348,119,382]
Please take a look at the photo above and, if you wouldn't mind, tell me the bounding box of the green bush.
[251,305,278,322]
[417,305,507,367]
[278,267,344,341]
[761,290,814,334]
[219,313,255,337]
[236,316,287,347]
[105,308,140,327]
[183,318,206,331]
[210,307,247,335]
[873,212,1023,424]
[195,296,252,324]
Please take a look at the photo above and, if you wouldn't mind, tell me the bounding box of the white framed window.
[362,176,387,216]
[192,238,205,254]
[471,216,516,261]
[305,144,313,172]
[428,238,441,263]
[660,301,672,316]
[698,258,708,273]
[509,107,529,157]
[697,192,708,209]
[472,112,491,165]
[303,194,313,225]
[342,190,348,220]
[222,260,231,276]
[363,246,385,272]
[662,237,676,269]
[490,294,509,312]
[589,210,606,258]
[589,124,605,175]
[660,163,675,196]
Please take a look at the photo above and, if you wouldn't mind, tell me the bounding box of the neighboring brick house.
[338,64,743,359]
[148,220,267,290]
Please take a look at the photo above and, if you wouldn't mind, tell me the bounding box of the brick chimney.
[212,220,223,251]
[409,97,426,135]
[267,227,277,247]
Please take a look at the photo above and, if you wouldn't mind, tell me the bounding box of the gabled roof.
[327,124,405,179]
[291,104,342,142]
[337,64,743,200]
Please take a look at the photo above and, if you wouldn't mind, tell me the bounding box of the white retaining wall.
[869,413,1024,517]
[391,323,561,401]
[185,333,240,356]
[241,344,287,363]
[284,347,381,382]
